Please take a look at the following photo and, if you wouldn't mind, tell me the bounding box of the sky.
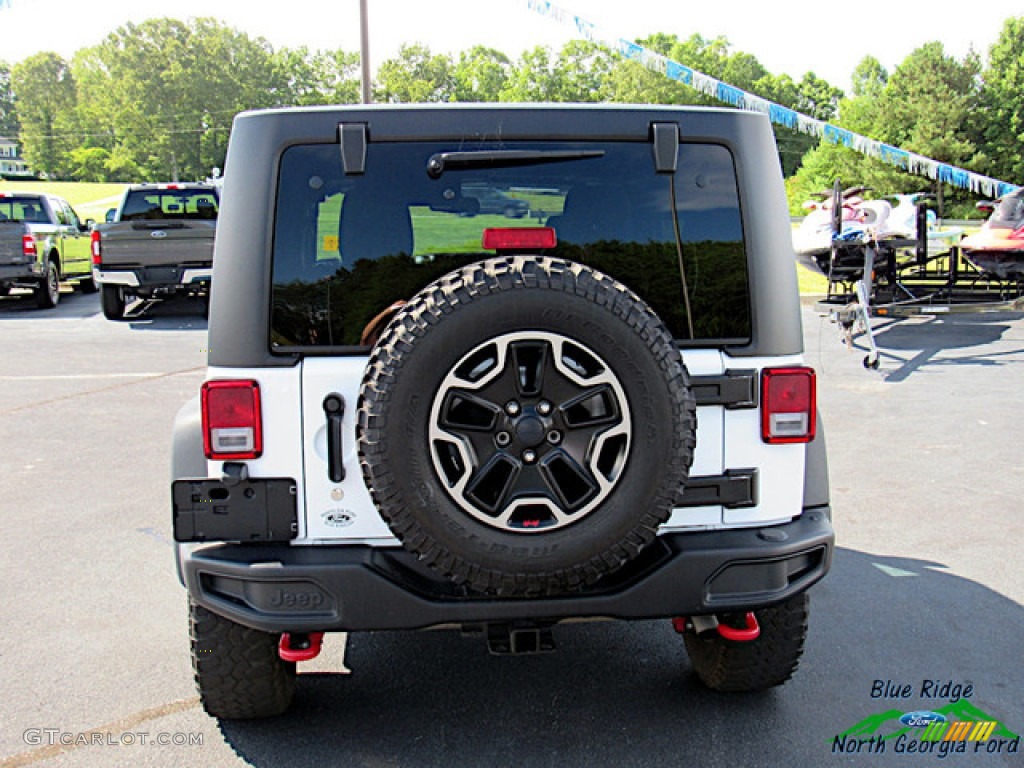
[0,0,1021,92]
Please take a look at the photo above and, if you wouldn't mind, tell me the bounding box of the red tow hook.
[278,632,324,662]
[716,612,760,642]
[671,614,761,642]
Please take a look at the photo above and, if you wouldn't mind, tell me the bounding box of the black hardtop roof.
[233,102,766,144]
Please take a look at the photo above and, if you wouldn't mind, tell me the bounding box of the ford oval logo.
[900,711,947,728]
[150,230,168,238]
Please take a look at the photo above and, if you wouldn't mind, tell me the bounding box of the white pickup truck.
[0,191,96,308]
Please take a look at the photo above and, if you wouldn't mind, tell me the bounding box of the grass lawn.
[0,180,129,223]
[796,263,829,295]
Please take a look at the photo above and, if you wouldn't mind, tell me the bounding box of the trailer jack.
[279,631,324,662]
[672,612,761,642]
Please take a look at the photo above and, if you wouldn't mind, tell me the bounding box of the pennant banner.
[526,0,1019,198]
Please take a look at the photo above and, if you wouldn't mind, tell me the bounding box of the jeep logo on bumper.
[268,587,326,610]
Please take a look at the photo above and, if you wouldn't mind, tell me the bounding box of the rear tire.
[35,260,59,309]
[683,593,809,692]
[100,284,126,320]
[190,601,295,719]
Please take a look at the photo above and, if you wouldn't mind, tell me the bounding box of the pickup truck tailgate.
[97,220,216,267]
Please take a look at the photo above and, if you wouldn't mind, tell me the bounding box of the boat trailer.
[814,205,1024,370]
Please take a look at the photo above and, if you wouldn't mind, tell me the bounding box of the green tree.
[850,55,888,99]
[979,16,1024,184]
[274,47,360,106]
[501,46,562,101]
[796,72,843,122]
[74,17,282,181]
[874,42,981,167]
[0,61,17,138]
[11,52,77,178]
[453,46,511,102]
[375,44,455,103]
[69,146,110,182]
[602,34,700,105]
[501,41,612,102]
[787,44,984,213]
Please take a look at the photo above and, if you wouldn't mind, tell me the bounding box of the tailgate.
[301,357,395,542]
[0,223,27,264]
[98,220,215,266]
[299,351,731,543]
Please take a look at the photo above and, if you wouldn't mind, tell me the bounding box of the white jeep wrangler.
[171,104,833,718]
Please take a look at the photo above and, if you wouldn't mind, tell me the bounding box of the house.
[0,137,34,179]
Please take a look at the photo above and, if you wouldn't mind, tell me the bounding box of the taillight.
[482,227,557,251]
[761,367,816,444]
[201,380,263,460]
[90,229,102,265]
[22,234,36,258]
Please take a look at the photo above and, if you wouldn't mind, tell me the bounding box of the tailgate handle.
[323,394,346,482]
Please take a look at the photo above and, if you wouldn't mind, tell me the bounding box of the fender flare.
[802,411,830,512]
[171,396,206,584]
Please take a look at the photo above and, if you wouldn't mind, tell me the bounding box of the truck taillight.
[201,380,263,460]
[761,367,816,444]
[90,230,102,265]
[22,234,35,258]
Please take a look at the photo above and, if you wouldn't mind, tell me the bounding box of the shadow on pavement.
[844,313,1024,382]
[0,288,207,331]
[121,296,207,331]
[215,548,1024,768]
[0,287,100,319]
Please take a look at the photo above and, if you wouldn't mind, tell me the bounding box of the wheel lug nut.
[505,401,521,416]
[495,431,511,447]
[537,400,552,416]
[546,430,562,445]
[522,449,537,464]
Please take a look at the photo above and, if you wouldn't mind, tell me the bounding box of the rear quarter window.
[270,141,750,351]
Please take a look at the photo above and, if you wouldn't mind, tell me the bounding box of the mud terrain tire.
[358,256,696,596]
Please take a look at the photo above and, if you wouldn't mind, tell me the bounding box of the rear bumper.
[0,262,43,283]
[93,266,211,288]
[181,507,833,633]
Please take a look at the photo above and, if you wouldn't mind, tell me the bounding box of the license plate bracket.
[172,478,298,543]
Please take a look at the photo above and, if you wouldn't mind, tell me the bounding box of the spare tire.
[357,256,696,596]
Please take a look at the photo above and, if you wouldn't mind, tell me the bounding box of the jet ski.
[959,188,1024,278]
[792,185,872,278]
[876,193,962,253]
[794,185,961,280]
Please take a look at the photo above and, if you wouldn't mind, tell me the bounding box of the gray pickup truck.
[0,191,96,308]
[92,182,219,319]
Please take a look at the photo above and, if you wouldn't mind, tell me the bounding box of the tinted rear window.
[270,140,750,350]
[0,196,48,223]
[121,189,219,221]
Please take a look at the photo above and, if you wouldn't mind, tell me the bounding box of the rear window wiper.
[426,149,604,179]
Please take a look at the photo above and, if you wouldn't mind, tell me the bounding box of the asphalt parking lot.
[0,286,1022,767]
